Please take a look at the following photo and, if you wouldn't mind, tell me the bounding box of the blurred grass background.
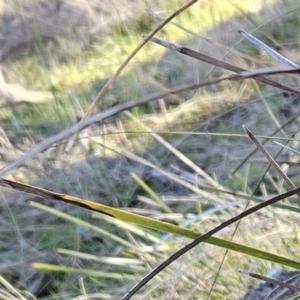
[2,0,300,299]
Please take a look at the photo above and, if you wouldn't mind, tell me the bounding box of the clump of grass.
[2,0,300,299]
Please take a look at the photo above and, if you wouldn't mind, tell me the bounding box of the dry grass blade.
[238,30,299,68]
[125,111,222,189]
[120,149,211,198]
[242,125,299,199]
[143,35,300,95]
[146,9,265,66]
[232,112,300,175]
[274,141,300,155]
[239,270,300,293]
[0,275,27,300]
[3,67,297,178]
[209,129,299,299]
[2,54,300,179]
[64,0,199,152]
[252,130,300,199]
[140,35,245,72]
[239,66,300,77]
[122,187,300,300]
[0,80,232,178]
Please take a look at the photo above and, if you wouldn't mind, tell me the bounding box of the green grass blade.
[3,179,300,271]
[32,263,136,279]
[131,172,173,214]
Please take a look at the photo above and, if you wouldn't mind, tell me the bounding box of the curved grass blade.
[65,0,199,151]
[1,68,300,179]
[122,187,300,300]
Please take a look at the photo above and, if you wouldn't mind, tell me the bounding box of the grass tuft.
[2,0,300,299]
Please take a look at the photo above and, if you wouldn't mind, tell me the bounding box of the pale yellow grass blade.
[124,111,222,189]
